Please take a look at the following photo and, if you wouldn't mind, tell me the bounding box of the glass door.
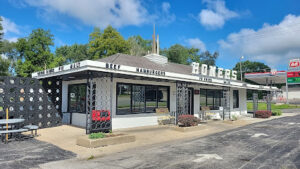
[188,88,194,115]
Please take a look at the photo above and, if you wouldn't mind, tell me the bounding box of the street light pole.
[240,56,244,81]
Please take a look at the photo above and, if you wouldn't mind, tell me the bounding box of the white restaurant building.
[32,51,276,130]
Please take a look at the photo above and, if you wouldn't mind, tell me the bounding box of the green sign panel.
[287,77,300,83]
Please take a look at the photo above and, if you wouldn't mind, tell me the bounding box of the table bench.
[24,125,39,137]
[0,128,29,144]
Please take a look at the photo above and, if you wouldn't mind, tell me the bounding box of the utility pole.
[240,56,244,81]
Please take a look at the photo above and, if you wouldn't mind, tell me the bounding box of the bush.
[89,132,106,139]
[272,109,282,116]
[178,115,199,127]
[255,110,272,118]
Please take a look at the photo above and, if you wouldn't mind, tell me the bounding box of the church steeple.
[152,24,156,54]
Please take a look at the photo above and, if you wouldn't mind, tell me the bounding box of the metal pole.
[110,73,113,131]
[6,108,8,142]
[240,61,242,81]
[286,71,289,104]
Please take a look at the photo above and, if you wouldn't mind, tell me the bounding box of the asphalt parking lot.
[41,114,300,169]
[0,138,75,169]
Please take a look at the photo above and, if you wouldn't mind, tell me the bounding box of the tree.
[127,35,152,56]
[15,28,60,77]
[0,57,10,76]
[88,26,130,59]
[233,60,270,81]
[161,44,196,65]
[55,43,91,64]
[1,40,18,75]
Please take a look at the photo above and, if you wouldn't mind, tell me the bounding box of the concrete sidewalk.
[35,112,300,160]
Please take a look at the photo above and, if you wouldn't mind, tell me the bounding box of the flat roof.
[245,71,286,84]
[32,53,277,91]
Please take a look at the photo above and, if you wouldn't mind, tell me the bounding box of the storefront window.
[200,89,223,110]
[158,87,168,108]
[146,86,157,112]
[116,83,170,115]
[233,90,239,108]
[132,85,145,113]
[200,89,207,107]
[117,84,131,115]
[68,84,86,113]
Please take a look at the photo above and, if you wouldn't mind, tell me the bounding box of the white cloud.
[218,14,300,68]
[186,38,206,51]
[198,0,238,30]
[1,16,20,34]
[158,2,176,26]
[6,37,18,42]
[24,0,149,28]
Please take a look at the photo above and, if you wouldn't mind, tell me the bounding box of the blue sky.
[1,0,300,71]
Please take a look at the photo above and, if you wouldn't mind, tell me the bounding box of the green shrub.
[272,109,282,116]
[89,132,106,139]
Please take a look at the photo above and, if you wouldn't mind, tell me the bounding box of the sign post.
[6,108,8,142]
[286,59,300,104]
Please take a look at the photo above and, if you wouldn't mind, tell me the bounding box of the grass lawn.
[247,102,300,111]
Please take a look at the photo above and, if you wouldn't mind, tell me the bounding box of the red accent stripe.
[245,71,286,75]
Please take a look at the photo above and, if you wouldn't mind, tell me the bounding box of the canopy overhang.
[32,60,277,91]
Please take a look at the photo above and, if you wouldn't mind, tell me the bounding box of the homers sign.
[191,62,237,80]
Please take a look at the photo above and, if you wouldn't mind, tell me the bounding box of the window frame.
[200,89,223,110]
[67,83,87,114]
[116,83,170,115]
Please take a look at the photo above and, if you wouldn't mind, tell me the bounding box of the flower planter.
[76,134,135,148]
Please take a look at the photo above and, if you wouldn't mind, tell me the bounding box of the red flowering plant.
[255,110,272,118]
[178,115,199,127]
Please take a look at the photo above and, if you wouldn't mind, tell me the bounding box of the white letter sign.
[209,66,216,77]
[217,68,223,78]
[201,64,208,76]
[225,69,231,79]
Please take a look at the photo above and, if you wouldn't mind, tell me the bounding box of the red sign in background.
[289,60,300,68]
[287,71,300,78]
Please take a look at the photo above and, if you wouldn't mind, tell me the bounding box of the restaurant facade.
[31,51,277,132]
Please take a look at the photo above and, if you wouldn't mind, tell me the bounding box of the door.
[188,88,194,115]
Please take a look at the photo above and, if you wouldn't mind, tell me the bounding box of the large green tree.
[161,44,218,65]
[88,26,130,59]
[233,60,270,81]
[0,16,10,76]
[55,43,91,64]
[1,40,18,75]
[161,44,195,65]
[127,35,152,56]
[15,28,62,77]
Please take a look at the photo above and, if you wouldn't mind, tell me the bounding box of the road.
[41,115,300,169]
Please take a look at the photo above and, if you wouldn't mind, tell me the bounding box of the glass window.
[207,90,214,108]
[233,90,239,108]
[200,89,223,110]
[146,86,157,112]
[132,85,145,113]
[200,89,207,107]
[116,83,170,115]
[68,84,86,113]
[117,84,131,115]
[158,87,169,108]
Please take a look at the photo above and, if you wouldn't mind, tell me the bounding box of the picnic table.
[0,118,27,143]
